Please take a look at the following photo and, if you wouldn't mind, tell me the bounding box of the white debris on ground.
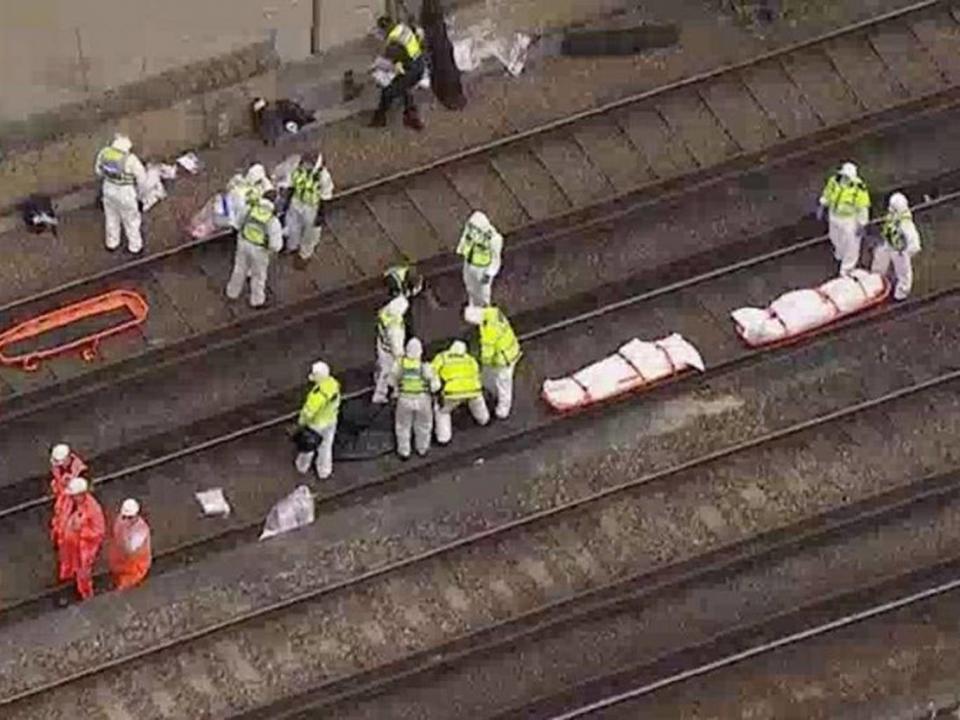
[732,270,888,345]
[542,333,706,412]
[195,488,231,517]
[259,485,316,541]
[449,17,533,76]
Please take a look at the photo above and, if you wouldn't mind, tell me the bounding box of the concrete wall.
[0,0,384,124]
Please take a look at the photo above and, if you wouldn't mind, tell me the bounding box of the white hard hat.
[66,476,89,496]
[246,163,267,184]
[468,210,492,231]
[309,361,330,382]
[888,192,909,212]
[252,97,268,112]
[449,340,467,354]
[50,443,70,464]
[387,294,409,316]
[463,305,484,325]
[839,162,858,180]
[112,134,133,153]
[405,337,423,359]
[120,498,140,517]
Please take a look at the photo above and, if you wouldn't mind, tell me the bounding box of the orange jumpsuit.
[49,453,88,549]
[108,515,152,590]
[56,493,105,600]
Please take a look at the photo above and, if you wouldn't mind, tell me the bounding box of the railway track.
[1,0,959,405]
[0,177,958,615]
[2,357,957,717]
[0,169,958,609]
[246,469,960,720]
[4,92,960,489]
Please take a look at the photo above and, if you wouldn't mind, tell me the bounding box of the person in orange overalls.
[108,498,152,590]
[49,444,88,556]
[55,477,105,600]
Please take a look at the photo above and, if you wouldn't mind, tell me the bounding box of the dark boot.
[403,107,424,131]
[369,109,387,127]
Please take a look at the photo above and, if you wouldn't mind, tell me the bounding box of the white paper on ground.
[195,488,231,517]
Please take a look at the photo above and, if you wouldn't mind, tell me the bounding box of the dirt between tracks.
[1,288,958,707]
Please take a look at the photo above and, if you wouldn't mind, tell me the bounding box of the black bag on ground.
[292,426,322,452]
[421,0,466,110]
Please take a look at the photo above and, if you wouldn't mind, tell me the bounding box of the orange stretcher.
[0,290,149,371]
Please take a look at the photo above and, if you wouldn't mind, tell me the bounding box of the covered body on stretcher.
[731,269,891,348]
[542,333,706,413]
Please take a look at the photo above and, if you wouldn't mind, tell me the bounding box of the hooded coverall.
[872,208,922,300]
[457,216,503,307]
[56,493,106,600]
[49,453,87,550]
[284,164,334,259]
[819,174,871,276]
[226,200,284,307]
[431,347,490,444]
[95,145,147,253]
[393,356,440,457]
[374,303,407,403]
[476,307,522,419]
[295,375,341,479]
[108,515,152,590]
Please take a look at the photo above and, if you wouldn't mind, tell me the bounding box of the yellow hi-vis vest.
[479,307,521,368]
[821,174,870,218]
[399,356,429,396]
[882,209,912,251]
[431,349,482,401]
[97,147,134,185]
[298,376,341,428]
[292,166,321,207]
[377,307,404,354]
[460,224,495,267]
[241,202,274,246]
[386,23,423,68]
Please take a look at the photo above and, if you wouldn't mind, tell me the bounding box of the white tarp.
[259,485,316,541]
[195,488,231,517]
[732,270,888,346]
[542,333,706,412]
[450,18,532,76]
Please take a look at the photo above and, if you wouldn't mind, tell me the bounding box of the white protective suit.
[373,295,408,403]
[225,200,284,307]
[819,162,870,276]
[457,211,503,307]
[285,155,335,260]
[871,192,922,301]
[294,362,339,479]
[433,341,490,444]
[393,338,441,458]
[95,135,148,253]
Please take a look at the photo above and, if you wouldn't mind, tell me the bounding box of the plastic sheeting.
[260,485,315,540]
[140,164,168,212]
[542,333,706,412]
[450,19,532,76]
[732,270,889,346]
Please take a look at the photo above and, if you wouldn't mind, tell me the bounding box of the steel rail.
[546,574,960,720]
[0,0,943,317]
[1,361,957,707]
